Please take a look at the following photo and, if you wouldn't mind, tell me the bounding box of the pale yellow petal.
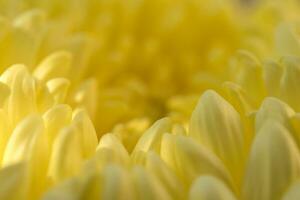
[48,125,82,182]
[280,55,300,111]
[255,97,295,132]
[132,117,172,154]
[0,163,28,200]
[282,181,300,200]
[47,78,70,104]
[189,90,245,185]
[243,121,300,200]
[161,134,234,189]
[132,166,171,200]
[189,176,236,200]
[146,151,185,200]
[33,51,72,82]
[72,108,98,158]
[43,104,72,145]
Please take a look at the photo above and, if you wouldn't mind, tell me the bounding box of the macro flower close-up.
[1,0,300,199]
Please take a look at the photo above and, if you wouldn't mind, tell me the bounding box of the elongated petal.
[263,59,282,97]
[0,82,10,108]
[97,133,129,166]
[0,163,28,200]
[189,90,245,184]
[189,176,236,200]
[0,65,36,126]
[280,56,300,111]
[255,97,295,132]
[282,181,300,200]
[3,115,45,165]
[146,152,185,200]
[47,78,70,104]
[34,51,72,82]
[243,121,300,200]
[102,165,135,200]
[72,109,98,158]
[133,118,171,154]
[48,125,82,182]
[161,134,234,189]
[132,166,171,200]
[43,104,72,145]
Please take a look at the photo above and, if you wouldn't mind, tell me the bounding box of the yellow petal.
[33,51,72,82]
[282,181,300,200]
[13,9,46,33]
[2,115,49,198]
[146,151,185,200]
[189,176,236,200]
[262,59,283,97]
[101,165,135,200]
[48,125,82,182]
[72,78,98,120]
[2,115,45,166]
[0,163,28,200]
[72,109,98,158]
[280,55,300,111]
[189,90,245,184]
[0,65,36,126]
[97,133,129,166]
[132,117,172,154]
[132,166,171,200]
[161,134,234,189]
[243,121,300,200]
[255,97,295,132]
[0,82,10,108]
[43,104,72,145]
[47,78,70,104]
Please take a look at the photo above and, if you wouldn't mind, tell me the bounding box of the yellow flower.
[0,0,300,200]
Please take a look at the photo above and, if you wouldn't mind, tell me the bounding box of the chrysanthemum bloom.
[0,0,300,200]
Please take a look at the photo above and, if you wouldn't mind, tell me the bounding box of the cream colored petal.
[72,78,98,120]
[2,115,45,166]
[43,104,72,145]
[2,115,49,198]
[132,166,171,200]
[36,84,54,113]
[222,81,254,115]
[161,134,234,190]
[101,165,135,200]
[13,9,46,33]
[282,180,300,200]
[0,109,9,162]
[291,113,300,144]
[275,23,300,56]
[48,125,83,183]
[255,97,295,132]
[42,177,83,200]
[233,50,265,102]
[97,133,129,166]
[132,117,172,154]
[0,82,10,108]
[262,59,283,97]
[0,163,28,200]
[189,176,236,200]
[280,55,300,111]
[0,65,37,126]
[189,90,245,185]
[243,121,300,200]
[72,109,98,158]
[33,51,72,82]
[146,151,185,200]
[47,78,70,104]
[172,124,187,136]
